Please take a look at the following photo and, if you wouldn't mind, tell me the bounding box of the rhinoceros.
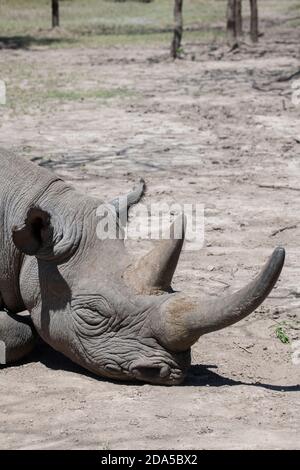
[0,149,285,385]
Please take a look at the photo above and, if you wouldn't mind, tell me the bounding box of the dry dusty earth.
[0,14,300,450]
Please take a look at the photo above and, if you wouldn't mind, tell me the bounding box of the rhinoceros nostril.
[159,365,171,378]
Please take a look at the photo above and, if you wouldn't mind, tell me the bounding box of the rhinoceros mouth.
[129,359,187,385]
[70,355,187,385]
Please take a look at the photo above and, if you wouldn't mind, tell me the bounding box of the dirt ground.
[0,9,300,450]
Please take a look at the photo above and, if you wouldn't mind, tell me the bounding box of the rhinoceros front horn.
[152,247,285,351]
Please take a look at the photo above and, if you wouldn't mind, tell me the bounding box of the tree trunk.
[52,0,59,28]
[171,0,183,59]
[226,0,237,40]
[235,0,243,37]
[250,0,258,42]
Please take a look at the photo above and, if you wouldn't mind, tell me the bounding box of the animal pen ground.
[0,0,299,450]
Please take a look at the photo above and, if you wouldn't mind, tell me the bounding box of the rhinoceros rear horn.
[125,214,186,294]
[152,247,285,352]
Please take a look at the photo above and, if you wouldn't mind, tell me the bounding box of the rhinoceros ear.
[12,207,56,258]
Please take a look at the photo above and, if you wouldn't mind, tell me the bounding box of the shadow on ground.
[0,36,74,49]
[187,364,299,392]
[0,24,223,50]
[77,24,223,36]
[2,342,298,392]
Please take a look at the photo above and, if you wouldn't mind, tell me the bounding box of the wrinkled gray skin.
[0,150,285,385]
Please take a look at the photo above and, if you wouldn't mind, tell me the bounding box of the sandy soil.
[0,15,300,449]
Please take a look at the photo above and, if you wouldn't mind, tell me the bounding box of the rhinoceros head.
[13,200,285,385]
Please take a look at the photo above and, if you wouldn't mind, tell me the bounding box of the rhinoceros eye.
[71,296,117,338]
[72,295,114,318]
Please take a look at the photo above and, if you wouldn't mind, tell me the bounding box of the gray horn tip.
[271,246,285,270]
